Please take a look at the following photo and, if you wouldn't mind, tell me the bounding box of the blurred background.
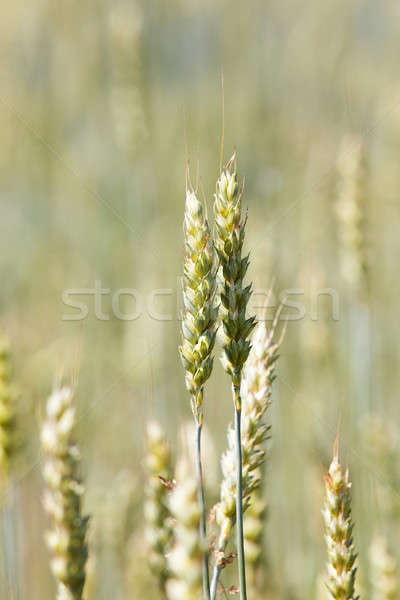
[1,0,400,597]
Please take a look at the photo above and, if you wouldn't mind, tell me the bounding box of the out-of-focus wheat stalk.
[369,535,398,600]
[125,530,153,598]
[360,415,400,522]
[180,421,219,495]
[41,386,89,600]
[180,188,217,598]
[101,470,137,561]
[0,332,18,484]
[210,309,283,599]
[144,420,174,596]
[243,481,267,597]
[0,331,19,598]
[214,154,256,600]
[335,134,371,420]
[323,440,357,600]
[335,134,367,297]
[166,456,203,600]
[95,469,137,597]
[107,0,147,155]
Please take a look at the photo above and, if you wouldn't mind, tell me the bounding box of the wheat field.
[1,1,400,598]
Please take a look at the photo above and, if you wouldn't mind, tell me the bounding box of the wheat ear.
[211,313,282,599]
[41,386,88,600]
[180,188,217,598]
[144,420,174,596]
[166,456,204,600]
[323,440,357,600]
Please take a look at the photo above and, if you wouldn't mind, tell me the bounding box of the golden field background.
[1,0,400,598]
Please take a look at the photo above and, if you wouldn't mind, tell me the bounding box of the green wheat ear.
[41,386,89,600]
[323,440,357,600]
[214,155,255,393]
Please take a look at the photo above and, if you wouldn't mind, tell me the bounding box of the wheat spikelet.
[144,420,174,595]
[323,441,357,600]
[0,332,18,483]
[370,535,398,600]
[41,386,89,600]
[166,456,203,600]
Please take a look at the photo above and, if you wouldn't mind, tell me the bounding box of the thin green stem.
[196,420,211,599]
[234,388,247,600]
[210,563,221,600]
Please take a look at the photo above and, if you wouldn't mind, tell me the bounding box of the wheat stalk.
[370,535,398,600]
[323,440,357,600]
[210,309,283,599]
[41,386,88,600]
[166,455,204,600]
[213,154,256,600]
[180,188,217,598]
[144,420,174,596]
